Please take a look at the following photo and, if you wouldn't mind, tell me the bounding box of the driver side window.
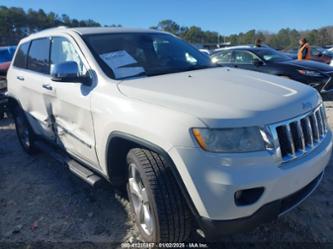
[234,50,257,64]
[50,37,87,76]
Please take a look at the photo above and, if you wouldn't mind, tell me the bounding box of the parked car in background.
[284,47,332,64]
[320,49,333,67]
[0,76,7,119]
[211,47,333,93]
[213,44,271,54]
[0,46,16,76]
[199,48,211,56]
[0,46,15,119]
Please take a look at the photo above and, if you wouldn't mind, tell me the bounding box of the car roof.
[213,47,274,55]
[20,26,168,43]
[70,27,164,35]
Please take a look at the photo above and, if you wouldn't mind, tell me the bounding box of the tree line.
[0,6,120,45]
[151,20,333,49]
[1,6,333,49]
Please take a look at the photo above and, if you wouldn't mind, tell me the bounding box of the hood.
[281,59,333,72]
[118,67,321,128]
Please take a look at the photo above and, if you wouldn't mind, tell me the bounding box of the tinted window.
[51,37,87,76]
[13,43,30,68]
[255,49,291,62]
[27,38,50,74]
[211,50,233,64]
[84,33,213,80]
[234,50,258,64]
[0,49,11,63]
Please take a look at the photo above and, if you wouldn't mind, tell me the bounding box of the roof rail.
[28,26,68,36]
[41,26,68,32]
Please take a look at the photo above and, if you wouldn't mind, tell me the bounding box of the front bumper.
[169,130,332,234]
[197,171,323,240]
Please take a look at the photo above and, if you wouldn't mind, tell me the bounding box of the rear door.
[12,38,56,141]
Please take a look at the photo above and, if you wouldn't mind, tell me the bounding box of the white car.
[6,27,333,242]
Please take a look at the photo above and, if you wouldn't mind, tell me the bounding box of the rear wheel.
[13,107,38,154]
[127,148,192,242]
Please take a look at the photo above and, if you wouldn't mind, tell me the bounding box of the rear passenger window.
[13,42,30,68]
[27,38,50,74]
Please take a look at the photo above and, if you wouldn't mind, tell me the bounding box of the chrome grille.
[269,104,328,163]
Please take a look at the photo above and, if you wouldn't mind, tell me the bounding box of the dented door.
[49,36,99,167]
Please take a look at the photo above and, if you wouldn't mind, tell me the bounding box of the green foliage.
[0,6,102,45]
[1,7,333,49]
[153,19,333,49]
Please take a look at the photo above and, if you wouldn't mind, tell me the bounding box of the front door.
[46,36,99,167]
[233,50,265,72]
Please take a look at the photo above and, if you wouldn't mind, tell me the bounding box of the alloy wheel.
[128,163,155,236]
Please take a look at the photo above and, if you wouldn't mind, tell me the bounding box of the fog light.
[234,187,264,206]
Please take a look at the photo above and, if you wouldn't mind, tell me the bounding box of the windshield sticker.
[114,66,145,79]
[100,50,146,78]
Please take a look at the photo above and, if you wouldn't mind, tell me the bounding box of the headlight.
[211,57,218,64]
[297,70,322,77]
[192,127,266,153]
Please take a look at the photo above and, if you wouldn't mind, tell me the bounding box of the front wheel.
[13,107,38,154]
[127,148,192,242]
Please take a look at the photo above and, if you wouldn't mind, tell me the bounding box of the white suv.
[6,27,333,242]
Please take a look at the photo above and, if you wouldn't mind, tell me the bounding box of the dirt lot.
[1,102,333,249]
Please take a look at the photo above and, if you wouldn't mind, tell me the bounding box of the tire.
[13,107,38,154]
[126,148,192,242]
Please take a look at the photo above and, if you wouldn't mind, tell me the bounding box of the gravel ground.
[1,102,333,249]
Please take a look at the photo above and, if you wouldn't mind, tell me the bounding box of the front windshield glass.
[323,49,333,57]
[83,32,213,80]
[255,49,292,62]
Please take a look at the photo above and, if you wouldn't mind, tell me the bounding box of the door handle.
[42,84,53,91]
[17,76,24,81]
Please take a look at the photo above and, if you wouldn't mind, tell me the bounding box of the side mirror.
[51,61,91,85]
[253,59,264,67]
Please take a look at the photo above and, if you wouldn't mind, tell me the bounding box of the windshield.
[322,49,333,57]
[83,32,213,79]
[255,49,292,62]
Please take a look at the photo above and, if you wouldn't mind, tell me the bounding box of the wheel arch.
[6,95,23,113]
[105,131,199,218]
